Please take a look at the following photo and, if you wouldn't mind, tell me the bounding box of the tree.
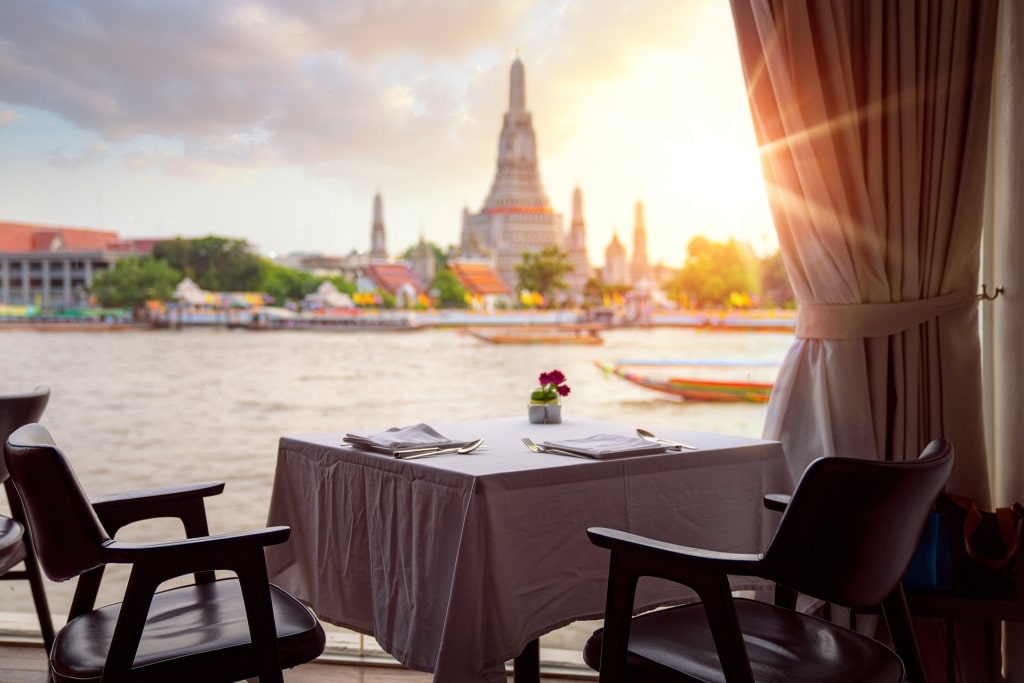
[89,256,182,309]
[515,247,572,306]
[671,237,761,308]
[432,268,470,308]
[154,236,266,291]
[261,264,323,304]
[327,275,357,295]
[759,250,795,308]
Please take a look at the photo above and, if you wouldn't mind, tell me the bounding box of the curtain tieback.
[796,292,974,340]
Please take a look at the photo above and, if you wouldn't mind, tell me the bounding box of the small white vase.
[528,402,562,424]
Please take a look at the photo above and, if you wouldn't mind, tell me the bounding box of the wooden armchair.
[583,439,953,683]
[4,422,326,683]
[0,386,56,652]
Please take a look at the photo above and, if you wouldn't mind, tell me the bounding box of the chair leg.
[23,551,55,652]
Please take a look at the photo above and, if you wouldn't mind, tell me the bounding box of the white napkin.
[543,434,680,460]
[343,423,473,453]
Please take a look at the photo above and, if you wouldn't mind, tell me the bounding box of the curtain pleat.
[730,0,997,504]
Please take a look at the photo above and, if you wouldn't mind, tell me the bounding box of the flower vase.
[528,401,562,424]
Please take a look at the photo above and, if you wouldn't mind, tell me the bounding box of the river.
[0,325,793,664]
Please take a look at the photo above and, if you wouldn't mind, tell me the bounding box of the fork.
[521,437,591,459]
[397,438,485,459]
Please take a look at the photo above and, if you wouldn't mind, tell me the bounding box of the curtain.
[729,0,997,503]
[729,2,1001,680]
[988,0,1024,680]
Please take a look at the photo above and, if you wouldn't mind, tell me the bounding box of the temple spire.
[370,191,388,261]
[509,56,525,113]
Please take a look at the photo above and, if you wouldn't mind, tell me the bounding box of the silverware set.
[520,437,591,458]
[393,438,485,459]
[346,429,697,460]
[635,428,698,450]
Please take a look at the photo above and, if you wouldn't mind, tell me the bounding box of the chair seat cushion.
[0,517,27,571]
[584,598,905,683]
[51,578,325,683]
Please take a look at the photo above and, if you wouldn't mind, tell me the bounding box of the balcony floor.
[0,642,587,682]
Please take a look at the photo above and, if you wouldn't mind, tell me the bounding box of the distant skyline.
[0,1,777,265]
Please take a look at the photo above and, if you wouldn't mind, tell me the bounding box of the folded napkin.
[543,434,679,460]
[343,423,474,455]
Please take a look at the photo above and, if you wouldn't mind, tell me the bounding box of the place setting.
[342,423,485,459]
[521,428,698,460]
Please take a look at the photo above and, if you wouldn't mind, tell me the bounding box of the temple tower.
[370,192,388,261]
[630,200,651,284]
[410,234,436,290]
[565,185,591,301]
[604,232,628,286]
[460,56,564,290]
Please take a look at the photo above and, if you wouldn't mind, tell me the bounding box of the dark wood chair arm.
[763,493,791,512]
[103,526,290,573]
[587,527,763,578]
[91,481,226,536]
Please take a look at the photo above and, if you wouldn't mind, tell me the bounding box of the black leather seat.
[0,386,55,652]
[4,422,326,683]
[584,439,954,683]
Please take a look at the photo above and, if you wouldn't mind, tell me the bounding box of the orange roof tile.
[365,263,427,296]
[0,221,119,252]
[449,261,510,296]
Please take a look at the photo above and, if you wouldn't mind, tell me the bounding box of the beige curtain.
[729,0,998,505]
[988,0,1024,681]
[729,2,1002,680]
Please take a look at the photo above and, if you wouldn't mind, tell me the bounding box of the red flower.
[539,369,566,386]
[557,384,571,397]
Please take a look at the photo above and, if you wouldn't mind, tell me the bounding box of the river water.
[0,325,793,663]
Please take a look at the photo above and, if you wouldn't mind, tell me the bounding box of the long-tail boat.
[594,359,778,403]
[462,324,604,345]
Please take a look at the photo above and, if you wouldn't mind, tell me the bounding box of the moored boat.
[462,324,604,345]
[594,359,778,403]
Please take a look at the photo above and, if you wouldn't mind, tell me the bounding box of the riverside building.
[0,221,155,309]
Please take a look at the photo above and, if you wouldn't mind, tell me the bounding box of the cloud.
[0,1,706,176]
[47,142,108,169]
[0,109,19,126]
[0,1,766,261]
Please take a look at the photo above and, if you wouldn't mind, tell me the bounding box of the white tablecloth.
[265,417,792,682]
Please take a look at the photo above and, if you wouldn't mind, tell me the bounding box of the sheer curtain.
[728,1,998,504]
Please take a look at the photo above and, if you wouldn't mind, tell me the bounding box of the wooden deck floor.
[0,643,589,682]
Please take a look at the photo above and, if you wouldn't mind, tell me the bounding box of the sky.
[0,0,777,267]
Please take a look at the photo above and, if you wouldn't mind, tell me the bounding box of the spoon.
[396,438,485,459]
[635,428,698,450]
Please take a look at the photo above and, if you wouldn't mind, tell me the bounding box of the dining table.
[264,416,792,682]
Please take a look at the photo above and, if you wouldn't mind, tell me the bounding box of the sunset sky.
[0,1,777,266]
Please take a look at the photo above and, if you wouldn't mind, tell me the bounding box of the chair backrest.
[4,423,111,582]
[761,439,953,608]
[0,386,49,483]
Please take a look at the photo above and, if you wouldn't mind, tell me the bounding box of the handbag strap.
[946,493,1022,570]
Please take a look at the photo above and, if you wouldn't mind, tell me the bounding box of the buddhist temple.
[603,232,628,286]
[460,57,565,290]
[370,192,388,261]
[409,235,436,290]
[564,185,590,302]
[630,200,651,284]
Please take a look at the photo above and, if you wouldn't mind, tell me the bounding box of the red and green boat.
[594,359,777,403]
